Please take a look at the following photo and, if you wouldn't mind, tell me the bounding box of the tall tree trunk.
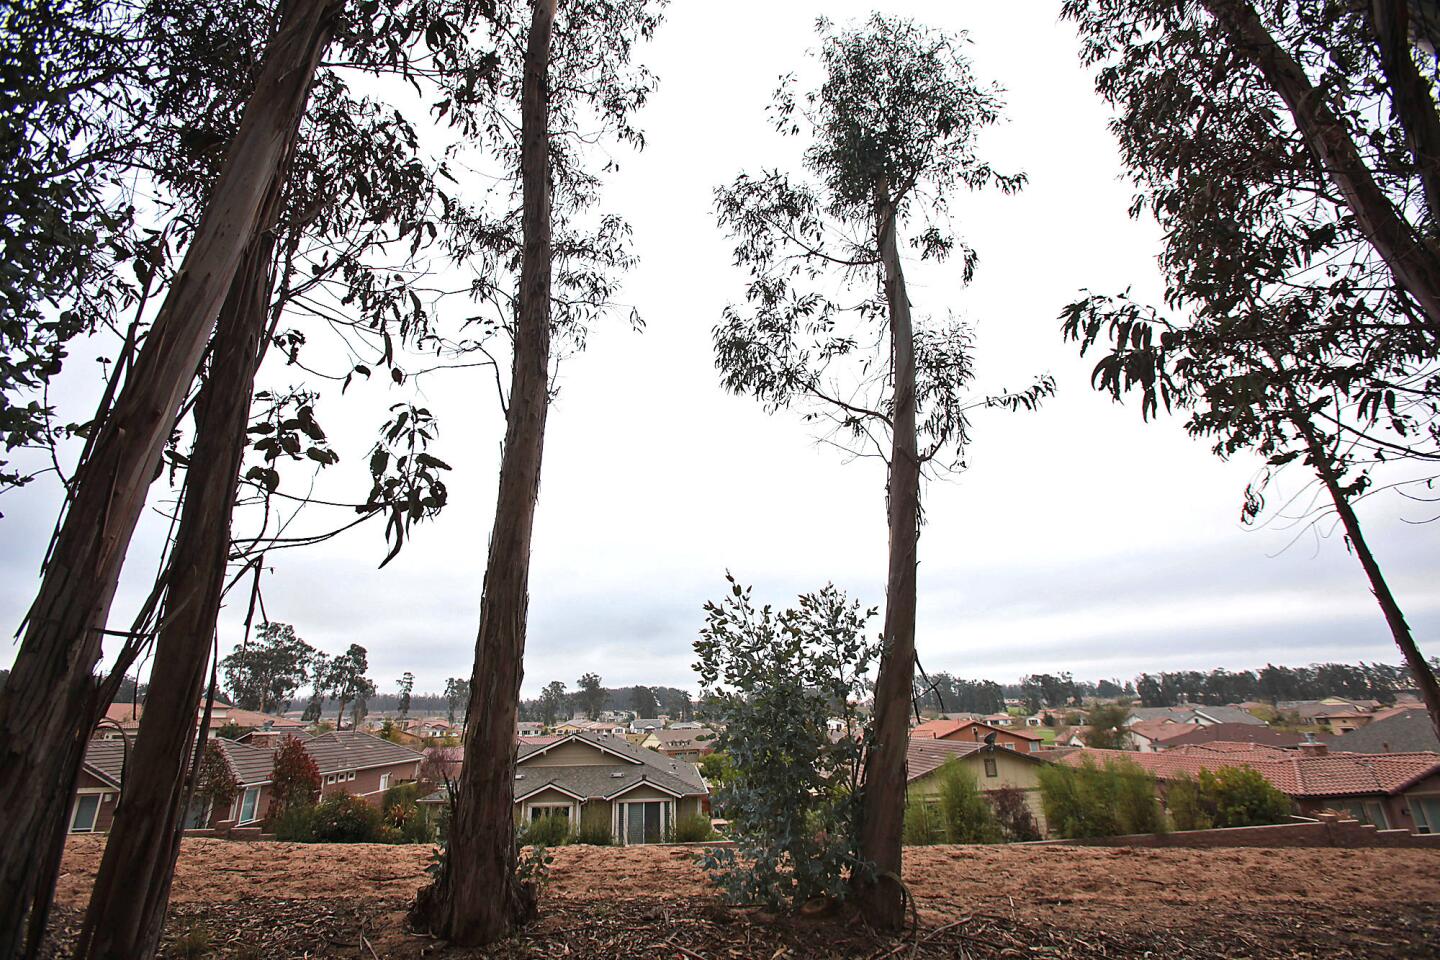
[855,192,919,931]
[75,225,280,960]
[1370,0,1440,226]
[1291,412,1440,742]
[1202,0,1440,333]
[0,1,339,953]
[410,0,555,946]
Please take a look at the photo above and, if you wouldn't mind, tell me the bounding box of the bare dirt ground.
[46,836,1440,959]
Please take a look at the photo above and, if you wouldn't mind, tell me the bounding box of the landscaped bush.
[307,794,388,843]
[692,577,878,911]
[270,802,317,842]
[989,786,1042,842]
[1167,767,1293,831]
[570,819,614,846]
[902,798,944,845]
[668,812,715,843]
[936,760,1002,843]
[1038,757,1166,838]
[518,812,572,847]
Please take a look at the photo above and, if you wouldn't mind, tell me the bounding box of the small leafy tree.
[191,743,239,822]
[538,680,568,726]
[693,575,878,911]
[1080,703,1130,750]
[221,622,316,713]
[1167,767,1293,831]
[1038,757,1165,839]
[989,786,1041,842]
[266,736,321,824]
[934,759,1001,843]
[575,672,606,720]
[697,750,735,789]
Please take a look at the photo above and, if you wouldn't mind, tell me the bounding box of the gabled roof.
[905,737,1048,783]
[1127,719,1198,743]
[1192,705,1264,726]
[912,718,1043,742]
[82,739,128,788]
[1332,709,1439,754]
[1158,723,1307,749]
[215,738,279,786]
[303,731,424,776]
[515,733,707,798]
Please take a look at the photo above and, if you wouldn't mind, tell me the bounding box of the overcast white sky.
[2,1,1437,701]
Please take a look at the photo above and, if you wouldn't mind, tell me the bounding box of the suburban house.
[905,737,1052,836]
[96,699,306,741]
[1332,709,1440,755]
[422,732,708,844]
[1125,718,1198,752]
[911,717,1044,753]
[70,739,127,834]
[193,731,424,829]
[639,727,716,761]
[557,719,629,736]
[629,717,667,734]
[1126,704,1263,728]
[517,721,545,736]
[1057,743,1440,834]
[1314,710,1374,736]
[1155,722,1308,751]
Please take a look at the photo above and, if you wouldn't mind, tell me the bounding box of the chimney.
[1297,733,1328,757]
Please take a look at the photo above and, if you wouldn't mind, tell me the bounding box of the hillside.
[45,838,1440,958]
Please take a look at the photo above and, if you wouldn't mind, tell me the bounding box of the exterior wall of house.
[512,789,705,843]
[318,759,420,804]
[907,751,1048,837]
[523,740,620,766]
[69,770,120,833]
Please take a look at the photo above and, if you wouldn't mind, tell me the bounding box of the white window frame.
[69,792,104,833]
[613,799,675,845]
[523,801,577,829]
[380,772,391,791]
[236,786,261,825]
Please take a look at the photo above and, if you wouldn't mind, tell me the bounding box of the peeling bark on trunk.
[1370,0,1440,226]
[1291,413,1440,743]
[1203,0,1440,333]
[855,193,919,932]
[0,1,339,953]
[410,0,555,946]
[75,225,279,960]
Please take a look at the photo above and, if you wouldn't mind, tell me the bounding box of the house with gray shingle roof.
[424,732,709,844]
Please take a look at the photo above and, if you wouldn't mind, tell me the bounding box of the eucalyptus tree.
[0,2,341,952]
[539,680,568,725]
[576,670,605,719]
[713,15,1049,927]
[410,0,662,945]
[1061,0,1440,739]
[398,671,415,718]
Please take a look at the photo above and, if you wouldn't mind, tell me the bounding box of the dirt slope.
[48,837,1440,958]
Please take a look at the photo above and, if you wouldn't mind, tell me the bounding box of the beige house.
[905,737,1052,837]
[510,733,708,844]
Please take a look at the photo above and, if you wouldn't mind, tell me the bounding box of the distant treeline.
[82,656,1435,716]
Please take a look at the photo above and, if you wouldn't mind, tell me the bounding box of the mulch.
[40,894,1440,959]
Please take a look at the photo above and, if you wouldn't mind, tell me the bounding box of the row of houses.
[72,728,424,835]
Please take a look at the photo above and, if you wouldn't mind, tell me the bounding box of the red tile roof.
[1127,719,1198,743]
[1058,747,1440,798]
[1157,723,1307,749]
[911,718,1042,742]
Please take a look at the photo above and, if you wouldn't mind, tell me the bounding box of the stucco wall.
[907,751,1049,837]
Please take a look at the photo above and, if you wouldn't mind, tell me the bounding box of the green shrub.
[518,812,572,847]
[172,923,213,959]
[570,819,614,845]
[668,813,715,843]
[1167,767,1292,831]
[693,577,878,912]
[1039,757,1166,838]
[308,794,386,843]
[989,786,1041,842]
[935,760,1002,843]
[382,781,423,811]
[902,798,944,845]
[271,802,317,842]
